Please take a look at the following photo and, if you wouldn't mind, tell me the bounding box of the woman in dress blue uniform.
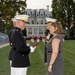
[45,18,64,75]
[10,15,36,75]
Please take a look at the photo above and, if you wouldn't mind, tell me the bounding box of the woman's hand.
[48,64,52,72]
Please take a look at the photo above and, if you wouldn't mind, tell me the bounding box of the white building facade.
[25,5,51,37]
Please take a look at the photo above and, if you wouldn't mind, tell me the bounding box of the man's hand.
[30,46,36,52]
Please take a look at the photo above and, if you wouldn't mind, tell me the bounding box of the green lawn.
[0,40,75,75]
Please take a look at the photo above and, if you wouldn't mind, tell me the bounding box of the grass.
[63,40,75,75]
[0,40,75,75]
[0,46,10,75]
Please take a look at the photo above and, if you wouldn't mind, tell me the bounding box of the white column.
[37,27,39,36]
[43,27,44,36]
[32,27,34,36]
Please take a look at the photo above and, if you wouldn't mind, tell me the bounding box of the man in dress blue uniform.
[8,18,17,75]
[8,18,16,66]
[10,15,36,75]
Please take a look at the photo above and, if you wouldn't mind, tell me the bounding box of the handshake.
[30,46,36,52]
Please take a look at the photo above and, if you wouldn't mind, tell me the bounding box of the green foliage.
[0,19,5,32]
[4,23,13,34]
[0,0,27,23]
[0,0,27,33]
[52,0,75,36]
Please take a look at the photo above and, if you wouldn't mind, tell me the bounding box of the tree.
[0,0,27,24]
[0,0,27,33]
[0,18,5,32]
[52,0,75,37]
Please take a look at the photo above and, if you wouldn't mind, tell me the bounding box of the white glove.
[34,46,36,49]
[31,39,34,43]
[30,46,36,52]
[26,43,30,46]
[37,39,40,42]
[42,39,45,42]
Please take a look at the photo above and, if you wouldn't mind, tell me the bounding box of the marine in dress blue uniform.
[8,18,16,66]
[10,15,36,75]
[8,28,14,65]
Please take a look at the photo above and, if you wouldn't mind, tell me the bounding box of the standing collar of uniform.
[14,27,21,31]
